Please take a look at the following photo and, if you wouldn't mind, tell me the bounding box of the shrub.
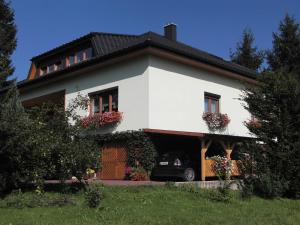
[129,167,149,181]
[85,184,103,208]
[211,155,234,202]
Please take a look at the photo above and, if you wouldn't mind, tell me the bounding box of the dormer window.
[54,61,62,70]
[69,55,75,66]
[76,50,84,63]
[36,47,93,77]
[48,64,55,73]
[40,66,47,76]
[85,48,92,60]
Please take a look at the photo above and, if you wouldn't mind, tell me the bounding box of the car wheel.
[183,168,195,181]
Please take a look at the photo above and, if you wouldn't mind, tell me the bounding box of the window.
[40,66,47,76]
[91,88,118,114]
[76,51,84,63]
[48,64,55,73]
[204,93,220,113]
[85,48,92,60]
[54,61,62,71]
[69,55,75,66]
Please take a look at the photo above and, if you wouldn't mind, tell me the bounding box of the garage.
[99,147,127,180]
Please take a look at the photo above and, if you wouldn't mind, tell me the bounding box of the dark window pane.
[93,97,99,113]
[112,90,118,111]
[211,99,217,113]
[69,55,75,65]
[102,93,109,113]
[48,64,55,73]
[76,51,84,63]
[205,97,209,112]
[86,48,92,59]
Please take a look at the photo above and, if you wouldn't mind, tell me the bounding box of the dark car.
[151,151,196,181]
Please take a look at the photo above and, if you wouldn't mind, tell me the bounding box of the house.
[18,24,257,181]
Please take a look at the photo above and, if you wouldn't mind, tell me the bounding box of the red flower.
[80,111,123,128]
[245,118,262,129]
[202,112,230,130]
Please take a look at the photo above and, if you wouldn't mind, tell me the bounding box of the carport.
[144,129,249,181]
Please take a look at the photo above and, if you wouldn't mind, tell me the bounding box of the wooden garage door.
[100,147,127,180]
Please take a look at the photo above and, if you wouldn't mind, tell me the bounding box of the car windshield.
[160,152,187,161]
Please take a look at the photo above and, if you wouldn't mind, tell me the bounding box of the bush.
[129,167,149,181]
[85,184,103,208]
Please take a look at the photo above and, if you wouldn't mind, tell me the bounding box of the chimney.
[164,23,177,41]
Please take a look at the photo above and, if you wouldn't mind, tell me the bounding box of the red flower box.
[81,111,123,128]
[202,112,230,130]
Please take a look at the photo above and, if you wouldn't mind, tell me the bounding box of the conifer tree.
[0,0,17,88]
[267,14,300,73]
[230,28,264,72]
[241,70,300,198]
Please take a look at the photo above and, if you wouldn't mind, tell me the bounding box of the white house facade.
[18,24,257,181]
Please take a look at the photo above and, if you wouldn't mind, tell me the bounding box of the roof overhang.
[143,128,254,141]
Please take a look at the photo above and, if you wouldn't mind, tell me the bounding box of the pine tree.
[241,70,300,198]
[267,14,300,73]
[0,0,17,88]
[230,28,264,72]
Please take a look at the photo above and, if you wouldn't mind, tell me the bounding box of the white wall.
[148,56,251,137]
[20,54,251,137]
[20,56,150,132]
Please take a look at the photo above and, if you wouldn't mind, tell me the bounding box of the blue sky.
[11,0,300,81]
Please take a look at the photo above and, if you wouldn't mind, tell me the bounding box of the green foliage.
[85,184,103,208]
[267,14,300,73]
[0,85,36,194]
[230,28,264,71]
[26,103,100,183]
[0,0,17,88]
[95,131,157,172]
[0,92,100,195]
[241,70,300,198]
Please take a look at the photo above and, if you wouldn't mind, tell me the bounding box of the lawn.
[0,185,299,225]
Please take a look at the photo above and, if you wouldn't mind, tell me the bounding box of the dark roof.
[21,30,257,88]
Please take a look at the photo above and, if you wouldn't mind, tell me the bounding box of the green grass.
[0,186,299,225]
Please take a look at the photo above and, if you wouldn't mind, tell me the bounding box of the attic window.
[54,61,62,70]
[48,64,55,73]
[76,50,84,63]
[69,55,75,66]
[85,48,92,60]
[40,66,47,76]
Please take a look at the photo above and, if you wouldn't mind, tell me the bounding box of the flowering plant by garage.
[211,155,233,180]
[125,166,149,181]
[202,112,230,130]
[81,111,123,128]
